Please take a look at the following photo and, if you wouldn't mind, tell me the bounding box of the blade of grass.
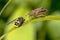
[0,16,60,40]
[0,0,11,15]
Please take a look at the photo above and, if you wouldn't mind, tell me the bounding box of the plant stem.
[0,0,11,15]
[0,27,17,40]
[0,16,60,40]
[30,16,60,22]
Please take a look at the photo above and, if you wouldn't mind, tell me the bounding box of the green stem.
[30,16,60,22]
[0,0,11,15]
[0,16,60,40]
[0,27,17,40]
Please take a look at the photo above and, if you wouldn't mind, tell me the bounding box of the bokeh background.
[0,0,60,40]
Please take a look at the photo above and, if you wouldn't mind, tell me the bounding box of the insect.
[7,17,25,27]
[28,8,47,18]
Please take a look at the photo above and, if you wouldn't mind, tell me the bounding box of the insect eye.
[15,22,19,26]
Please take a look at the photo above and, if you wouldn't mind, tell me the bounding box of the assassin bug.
[28,8,47,18]
[7,17,25,27]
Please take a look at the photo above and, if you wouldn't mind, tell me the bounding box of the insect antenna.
[6,18,17,26]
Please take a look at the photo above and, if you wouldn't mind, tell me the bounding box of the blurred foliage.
[0,0,60,40]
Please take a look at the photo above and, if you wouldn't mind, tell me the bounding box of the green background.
[0,0,60,40]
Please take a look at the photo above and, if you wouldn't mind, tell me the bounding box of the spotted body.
[15,17,25,27]
[7,17,25,27]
